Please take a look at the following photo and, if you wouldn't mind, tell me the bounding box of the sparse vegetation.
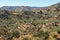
[0,2,60,40]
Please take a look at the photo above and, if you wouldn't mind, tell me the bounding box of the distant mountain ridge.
[0,2,60,11]
[0,6,43,11]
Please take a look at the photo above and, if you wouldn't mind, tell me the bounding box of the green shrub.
[13,31,20,38]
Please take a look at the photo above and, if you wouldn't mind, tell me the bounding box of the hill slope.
[0,2,60,40]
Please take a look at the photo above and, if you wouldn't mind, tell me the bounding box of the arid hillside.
[0,2,60,40]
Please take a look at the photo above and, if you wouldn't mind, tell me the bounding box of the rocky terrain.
[0,2,60,40]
